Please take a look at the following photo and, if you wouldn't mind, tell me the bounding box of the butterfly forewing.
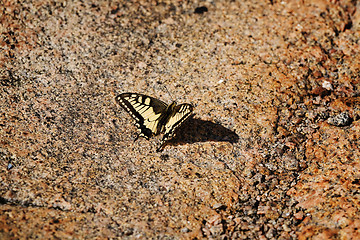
[116,93,168,139]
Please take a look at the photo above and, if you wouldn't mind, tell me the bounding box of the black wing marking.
[116,93,168,139]
[157,103,193,151]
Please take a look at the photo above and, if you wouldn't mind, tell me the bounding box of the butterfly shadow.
[164,116,239,148]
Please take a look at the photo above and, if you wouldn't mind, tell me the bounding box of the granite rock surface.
[1,0,359,239]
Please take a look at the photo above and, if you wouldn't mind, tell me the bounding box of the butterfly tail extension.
[156,135,175,152]
[156,143,166,152]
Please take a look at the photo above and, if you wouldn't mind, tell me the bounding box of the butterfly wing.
[157,103,193,151]
[116,93,168,139]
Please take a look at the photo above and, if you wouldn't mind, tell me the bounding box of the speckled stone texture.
[1,0,359,239]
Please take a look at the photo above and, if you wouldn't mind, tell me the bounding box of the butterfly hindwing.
[116,93,168,139]
[158,103,194,151]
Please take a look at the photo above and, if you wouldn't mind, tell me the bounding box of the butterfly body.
[115,93,193,151]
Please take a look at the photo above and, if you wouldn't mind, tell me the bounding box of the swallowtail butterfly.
[115,93,193,151]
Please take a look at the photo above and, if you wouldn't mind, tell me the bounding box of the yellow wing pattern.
[158,104,193,151]
[116,93,193,151]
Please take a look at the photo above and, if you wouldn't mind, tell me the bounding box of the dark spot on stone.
[311,86,331,97]
[160,154,169,160]
[327,112,353,127]
[0,197,8,204]
[352,179,360,185]
[111,7,119,14]
[194,6,208,14]
[52,219,60,224]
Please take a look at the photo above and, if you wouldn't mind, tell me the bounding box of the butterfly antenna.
[163,85,174,102]
[156,144,165,152]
